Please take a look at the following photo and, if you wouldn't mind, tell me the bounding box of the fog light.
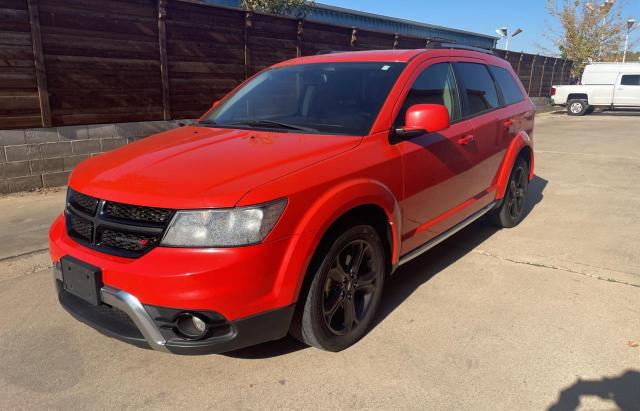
[176,313,208,339]
[192,316,206,333]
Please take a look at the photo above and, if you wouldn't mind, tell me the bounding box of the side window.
[621,75,640,86]
[489,65,524,105]
[395,63,461,126]
[454,62,500,116]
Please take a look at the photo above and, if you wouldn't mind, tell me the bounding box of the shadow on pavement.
[224,335,308,359]
[547,370,640,411]
[376,175,547,327]
[227,175,548,359]
[592,109,640,117]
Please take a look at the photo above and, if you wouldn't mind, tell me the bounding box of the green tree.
[241,0,315,17]
[542,0,633,77]
[623,50,640,61]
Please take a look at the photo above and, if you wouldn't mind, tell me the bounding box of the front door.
[613,74,640,106]
[396,62,481,255]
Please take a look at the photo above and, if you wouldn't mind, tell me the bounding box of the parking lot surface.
[1,112,639,410]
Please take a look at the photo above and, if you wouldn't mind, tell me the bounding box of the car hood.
[69,126,361,208]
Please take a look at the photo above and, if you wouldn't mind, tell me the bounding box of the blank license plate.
[61,256,103,306]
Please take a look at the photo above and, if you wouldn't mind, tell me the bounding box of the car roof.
[273,48,500,67]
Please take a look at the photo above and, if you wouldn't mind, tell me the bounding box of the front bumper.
[53,263,295,354]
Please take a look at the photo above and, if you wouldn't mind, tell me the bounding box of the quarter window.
[621,75,640,86]
[489,65,524,105]
[454,63,500,116]
[395,63,461,126]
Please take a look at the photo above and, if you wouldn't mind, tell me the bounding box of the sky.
[319,0,640,55]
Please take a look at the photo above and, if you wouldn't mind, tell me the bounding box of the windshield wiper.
[196,119,218,127]
[230,120,317,133]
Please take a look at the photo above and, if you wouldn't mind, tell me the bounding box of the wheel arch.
[291,201,396,319]
[287,179,402,304]
[313,203,394,274]
[494,131,535,200]
[567,93,589,102]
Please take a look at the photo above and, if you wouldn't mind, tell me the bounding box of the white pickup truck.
[551,62,640,115]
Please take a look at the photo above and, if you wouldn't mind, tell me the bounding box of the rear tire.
[567,99,589,116]
[489,157,529,228]
[290,224,386,351]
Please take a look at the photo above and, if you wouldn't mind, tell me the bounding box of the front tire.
[567,99,589,116]
[489,157,529,228]
[290,224,386,351]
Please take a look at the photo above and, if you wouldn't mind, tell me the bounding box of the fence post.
[350,27,358,48]
[393,33,399,49]
[244,12,252,78]
[549,58,558,90]
[538,56,548,98]
[158,0,171,121]
[516,52,523,77]
[527,55,536,96]
[26,0,51,128]
[296,20,303,57]
[559,59,567,85]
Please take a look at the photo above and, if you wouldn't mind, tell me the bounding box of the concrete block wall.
[0,120,194,194]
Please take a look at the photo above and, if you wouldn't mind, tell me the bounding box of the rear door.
[453,62,509,198]
[613,74,640,106]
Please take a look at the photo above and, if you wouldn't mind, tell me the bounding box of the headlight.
[161,198,287,247]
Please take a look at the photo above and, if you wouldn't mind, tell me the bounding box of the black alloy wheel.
[322,239,379,336]
[489,157,529,228]
[290,224,386,351]
[506,165,527,220]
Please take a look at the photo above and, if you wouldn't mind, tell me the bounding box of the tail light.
[550,87,556,96]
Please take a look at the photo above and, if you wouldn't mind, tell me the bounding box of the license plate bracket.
[61,256,103,306]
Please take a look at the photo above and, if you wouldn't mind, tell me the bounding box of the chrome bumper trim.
[99,286,169,353]
[53,264,169,353]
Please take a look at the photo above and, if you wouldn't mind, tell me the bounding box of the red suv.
[50,47,534,354]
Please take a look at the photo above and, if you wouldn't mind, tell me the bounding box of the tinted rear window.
[454,63,500,116]
[489,65,524,105]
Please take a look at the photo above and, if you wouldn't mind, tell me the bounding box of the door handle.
[458,135,475,145]
[503,119,514,128]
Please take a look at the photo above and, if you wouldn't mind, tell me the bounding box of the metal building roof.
[203,1,497,49]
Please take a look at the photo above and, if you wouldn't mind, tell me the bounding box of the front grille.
[68,213,93,242]
[104,201,172,224]
[69,189,99,215]
[99,229,159,253]
[65,188,174,258]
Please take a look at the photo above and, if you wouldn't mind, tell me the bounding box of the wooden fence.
[0,0,573,130]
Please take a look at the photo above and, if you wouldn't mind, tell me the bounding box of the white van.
[551,62,640,115]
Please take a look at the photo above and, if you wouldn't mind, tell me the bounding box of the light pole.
[623,18,635,63]
[495,27,523,51]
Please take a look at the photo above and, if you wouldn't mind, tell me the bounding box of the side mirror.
[395,104,450,138]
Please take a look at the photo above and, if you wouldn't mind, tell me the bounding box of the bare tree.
[241,0,315,17]
[542,0,633,77]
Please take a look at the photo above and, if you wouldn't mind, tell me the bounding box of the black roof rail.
[316,50,349,55]
[314,42,494,56]
[426,41,494,55]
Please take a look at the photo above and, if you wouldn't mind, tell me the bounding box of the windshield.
[200,62,406,136]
